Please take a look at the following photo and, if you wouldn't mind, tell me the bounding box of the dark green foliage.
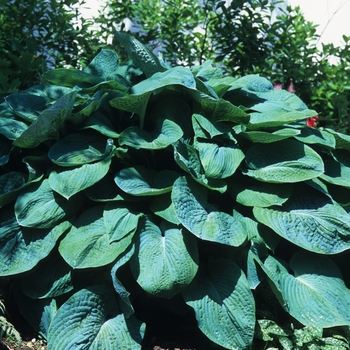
[1,34,350,349]
[0,0,100,101]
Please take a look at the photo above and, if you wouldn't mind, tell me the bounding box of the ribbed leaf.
[232,182,293,208]
[0,116,28,140]
[196,141,244,179]
[150,194,181,225]
[172,176,247,247]
[5,93,48,122]
[47,285,145,350]
[13,91,77,148]
[294,127,336,148]
[115,31,165,78]
[0,207,71,276]
[44,68,103,88]
[59,206,135,268]
[115,166,179,196]
[119,118,183,149]
[130,217,198,298]
[0,172,27,207]
[15,179,78,229]
[173,141,227,193]
[253,191,350,254]
[245,139,324,183]
[49,134,112,167]
[241,128,300,143]
[85,49,119,80]
[182,258,255,349]
[263,253,350,327]
[103,203,141,244]
[49,143,114,199]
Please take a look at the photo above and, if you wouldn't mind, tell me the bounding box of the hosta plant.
[1,32,350,349]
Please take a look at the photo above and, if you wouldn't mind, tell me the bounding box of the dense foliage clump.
[1,33,350,349]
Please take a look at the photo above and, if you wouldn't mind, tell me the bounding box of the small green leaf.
[47,285,145,350]
[115,166,179,196]
[182,258,255,349]
[15,179,78,229]
[13,91,77,148]
[244,139,324,183]
[263,252,350,328]
[130,217,198,298]
[172,176,247,247]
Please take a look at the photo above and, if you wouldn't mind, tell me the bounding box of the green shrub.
[1,33,350,349]
[0,0,100,102]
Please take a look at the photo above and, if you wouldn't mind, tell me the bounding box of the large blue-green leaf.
[49,142,114,199]
[150,193,181,225]
[173,141,227,193]
[0,116,28,140]
[21,250,73,299]
[5,93,48,122]
[253,190,350,254]
[111,245,136,318]
[320,150,350,188]
[49,134,112,167]
[324,128,350,151]
[47,285,145,350]
[182,258,255,349]
[263,253,350,328]
[172,176,247,247]
[294,127,336,148]
[119,118,183,149]
[195,141,244,179]
[43,68,103,88]
[231,182,293,208]
[110,66,196,127]
[103,203,142,244]
[0,207,71,276]
[59,206,135,268]
[241,128,300,143]
[223,75,316,128]
[15,179,78,229]
[244,139,324,183]
[85,49,119,80]
[192,113,232,139]
[13,91,77,148]
[130,217,198,298]
[115,166,179,196]
[115,31,165,78]
[0,172,27,207]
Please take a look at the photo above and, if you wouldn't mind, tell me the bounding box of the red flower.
[306,115,319,127]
